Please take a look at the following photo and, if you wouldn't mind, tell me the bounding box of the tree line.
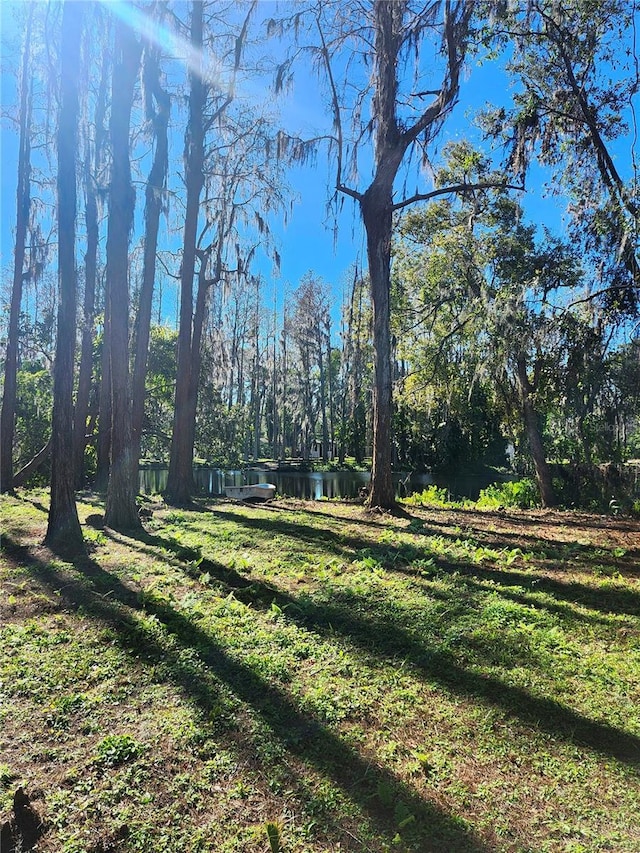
[1,1,639,553]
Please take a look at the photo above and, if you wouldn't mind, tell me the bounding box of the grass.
[1,489,639,852]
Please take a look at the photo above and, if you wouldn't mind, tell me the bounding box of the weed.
[404,484,451,507]
[0,764,17,787]
[2,491,640,852]
[477,478,540,509]
[266,821,283,853]
[93,734,146,768]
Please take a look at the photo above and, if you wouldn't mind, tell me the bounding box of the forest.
[1,0,639,537]
[1,3,640,850]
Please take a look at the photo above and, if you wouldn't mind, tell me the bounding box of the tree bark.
[13,439,51,488]
[516,353,555,508]
[361,180,396,508]
[0,6,33,493]
[131,43,170,474]
[95,286,112,491]
[329,1,472,507]
[74,45,109,489]
[45,1,85,553]
[104,21,141,532]
[187,251,214,467]
[166,0,205,505]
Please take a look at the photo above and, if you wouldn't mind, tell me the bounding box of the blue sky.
[0,0,622,333]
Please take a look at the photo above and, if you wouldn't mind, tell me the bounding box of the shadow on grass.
[1,533,490,853]
[129,536,640,772]
[205,507,640,619]
[394,559,640,622]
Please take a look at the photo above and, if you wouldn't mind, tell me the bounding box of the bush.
[476,478,540,509]
[404,484,451,507]
[94,734,146,768]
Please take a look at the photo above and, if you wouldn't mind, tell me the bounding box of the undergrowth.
[1,489,639,852]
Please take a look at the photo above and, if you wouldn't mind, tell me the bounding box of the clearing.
[1,490,639,852]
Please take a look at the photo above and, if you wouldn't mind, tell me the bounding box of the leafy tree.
[337,270,372,464]
[140,326,177,462]
[484,0,639,315]
[393,144,591,504]
[290,273,331,459]
[272,1,516,506]
[13,360,52,483]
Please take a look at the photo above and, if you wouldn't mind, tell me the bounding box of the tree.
[103,18,142,531]
[1,4,34,493]
[44,1,84,552]
[394,139,597,506]
[74,14,109,488]
[139,326,177,461]
[167,1,282,502]
[274,1,513,507]
[289,273,331,459]
[165,0,207,504]
[131,28,170,479]
[484,0,640,315]
[338,270,371,465]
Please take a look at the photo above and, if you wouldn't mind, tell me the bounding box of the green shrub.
[476,478,540,509]
[94,734,146,768]
[404,484,451,507]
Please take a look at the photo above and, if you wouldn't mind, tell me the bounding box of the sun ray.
[100,0,229,91]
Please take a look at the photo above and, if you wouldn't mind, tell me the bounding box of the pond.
[139,466,512,501]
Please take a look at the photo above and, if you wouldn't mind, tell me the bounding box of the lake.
[139,466,512,501]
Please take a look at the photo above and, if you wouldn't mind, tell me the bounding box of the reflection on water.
[139,466,509,501]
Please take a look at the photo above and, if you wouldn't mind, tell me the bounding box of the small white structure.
[310,440,338,460]
[225,483,276,501]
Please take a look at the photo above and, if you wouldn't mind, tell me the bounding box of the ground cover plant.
[1,490,639,852]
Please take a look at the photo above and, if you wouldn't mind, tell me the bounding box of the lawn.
[1,490,639,852]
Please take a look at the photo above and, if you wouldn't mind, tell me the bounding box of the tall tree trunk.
[326,317,334,458]
[271,302,278,459]
[330,1,471,506]
[45,1,84,553]
[251,278,261,460]
[361,181,395,508]
[104,21,141,531]
[319,327,329,462]
[0,6,33,493]
[516,353,555,508]
[131,43,170,474]
[95,290,112,491]
[74,48,108,488]
[281,327,288,458]
[166,0,205,505]
[187,252,213,474]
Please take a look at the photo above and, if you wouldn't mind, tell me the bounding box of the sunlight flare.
[102,0,229,90]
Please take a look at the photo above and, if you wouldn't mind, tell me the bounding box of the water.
[139,466,510,501]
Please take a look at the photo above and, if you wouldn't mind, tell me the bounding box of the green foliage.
[404,484,452,507]
[141,327,178,462]
[14,360,52,476]
[2,492,640,851]
[265,822,282,853]
[93,734,147,768]
[476,478,540,509]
